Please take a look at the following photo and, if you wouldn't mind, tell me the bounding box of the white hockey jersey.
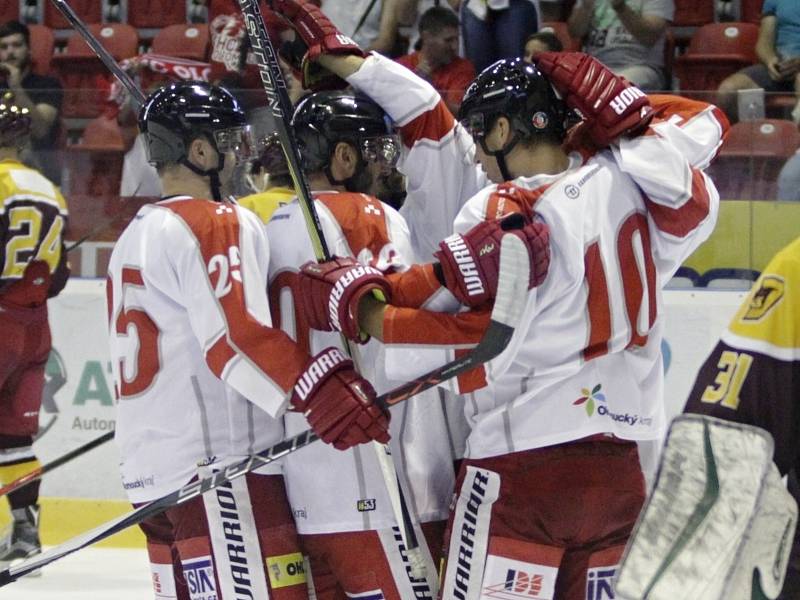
[381,98,728,460]
[347,53,489,262]
[347,53,491,462]
[108,196,309,503]
[266,191,455,534]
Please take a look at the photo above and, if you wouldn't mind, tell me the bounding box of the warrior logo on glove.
[293,347,348,403]
[324,263,386,332]
[609,86,647,117]
[440,234,486,299]
[435,213,550,308]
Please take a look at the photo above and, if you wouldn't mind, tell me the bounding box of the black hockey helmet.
[138,81,256,199]
[459,58,568,180]
[291,91,400,189]
[0,92,31,149]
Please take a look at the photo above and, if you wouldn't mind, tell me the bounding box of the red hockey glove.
[534,51,654,147]
[291,347,390,450]
[271,0,366,90]
[296,257,392,343]
[434,213,550,308]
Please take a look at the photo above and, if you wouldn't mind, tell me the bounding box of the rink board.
[13,280,746,547]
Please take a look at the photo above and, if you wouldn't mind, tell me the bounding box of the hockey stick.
[49,0,144,105]
[0,233,529,586]
[64,201,149,253]
[53,0,419,574]
[0,432,114,500]
[235,0,427,577]
[47,1,151,253]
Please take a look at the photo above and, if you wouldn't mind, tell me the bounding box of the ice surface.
[0,547,152,599]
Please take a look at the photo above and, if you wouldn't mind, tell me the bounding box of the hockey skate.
[0,505,41,575]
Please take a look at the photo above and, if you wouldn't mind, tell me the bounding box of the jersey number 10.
[583,213,657,360]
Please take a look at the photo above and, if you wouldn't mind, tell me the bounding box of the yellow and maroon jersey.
[237,186,295,225]
[0,158,68,307]
[685,236,800,475]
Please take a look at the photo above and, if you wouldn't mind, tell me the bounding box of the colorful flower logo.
[573,383,606,417]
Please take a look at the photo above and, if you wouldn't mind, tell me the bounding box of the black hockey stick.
[48,0,153,252]
[49,0,144,105]
[0,431,114,500]
[237,0,328,259]
[0,234,529,586]
[235,0,429,575]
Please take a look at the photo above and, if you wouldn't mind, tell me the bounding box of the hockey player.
[293,55,728,599]
[106,81,391,600]
[265,89,550,600]
[0,92,68,567]
[269,5,729,596]
[676,236,800,599]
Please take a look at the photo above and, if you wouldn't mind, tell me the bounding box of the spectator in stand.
[717,0,800,123]
[459,0,540,72]
[567,0,674,91]
[322,0,418,57]
[395,6,475,113]
[403,0,459,54]
[523,30,564,62]
[0,20,63,184]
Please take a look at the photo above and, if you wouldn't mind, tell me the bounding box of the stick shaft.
[235,0,423,567]
[0,431,114,499]
[0,314,517,585]
[49,0,145,105]
[237,0,329,260]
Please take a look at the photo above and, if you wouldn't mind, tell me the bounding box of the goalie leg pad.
[721,462,797,600]
[615,415,797,600]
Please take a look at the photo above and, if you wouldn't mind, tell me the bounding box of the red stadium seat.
[52,24,139,118]
[708,119,800,200]
[539,21,581,52]
[127,0,188,28]
[673,22,758,93]
[0,2,20,23]
[64,115,126,197]
[28,25,55,77]
[673,0,715,27]
[151,24,210,61]
[740,0,765,24]
[44,0,102,29]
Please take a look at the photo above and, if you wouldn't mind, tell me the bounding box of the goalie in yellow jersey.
[0,92,68,568]
[615,238,800,600]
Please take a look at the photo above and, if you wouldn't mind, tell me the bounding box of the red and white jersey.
[383,100,728,459]
[108,196,308,503]
[347,53,488,261]
[267,191,454,534]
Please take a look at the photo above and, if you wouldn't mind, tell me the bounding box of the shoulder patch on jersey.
[487,183,549,221]
[741,275,785,322]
